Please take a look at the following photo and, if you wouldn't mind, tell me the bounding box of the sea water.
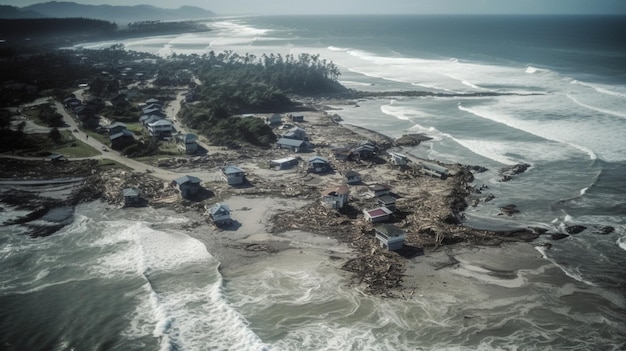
[4,15,626,350]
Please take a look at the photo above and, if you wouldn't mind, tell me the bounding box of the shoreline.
[1,104,545,296]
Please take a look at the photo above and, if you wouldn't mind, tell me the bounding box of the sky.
[2,0,625,15]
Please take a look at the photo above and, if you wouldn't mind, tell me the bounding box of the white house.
[221,166,246,185]
[374,225,406,251]
[148,119,173,138]
[321,184,350,209]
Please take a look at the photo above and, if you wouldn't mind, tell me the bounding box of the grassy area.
[96,158,132,172]
[15,131,101,158]
[125,122,143,134]
[85,130,109,146]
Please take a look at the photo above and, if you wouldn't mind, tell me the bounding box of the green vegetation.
[1,17,348,149]
[173,51,346,147]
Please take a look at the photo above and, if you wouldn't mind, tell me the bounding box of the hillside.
[4,1,215,23]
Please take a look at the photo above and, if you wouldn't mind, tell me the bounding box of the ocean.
[2,15,626,350]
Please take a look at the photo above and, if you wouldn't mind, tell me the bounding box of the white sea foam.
[572,80,626,99]
[328,46,349,51]
[618,236,626,251]
[457,103,610,161]
[534,246,596,286]
[525,66,538,74]
[566,94,626,119]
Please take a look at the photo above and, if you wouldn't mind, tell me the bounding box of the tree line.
[169,50,346,147]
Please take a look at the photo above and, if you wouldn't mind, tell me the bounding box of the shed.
[321,184,350,209]
[207,203,232,226]
[222,166,246,185]
[363,207,393,223]
[172,175,202,199]
[122,187,142,207]
[269,157,299,170]
[374,225,406,251]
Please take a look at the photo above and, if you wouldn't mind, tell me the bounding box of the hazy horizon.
[2,0,625,16]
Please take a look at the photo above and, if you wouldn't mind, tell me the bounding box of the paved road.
[2,88,221,183]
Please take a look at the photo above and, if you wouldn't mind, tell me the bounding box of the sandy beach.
[122,104,547,298]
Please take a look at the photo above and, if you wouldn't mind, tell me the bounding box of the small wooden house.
[332,147,352,161]
[172,175,202,199]
[368,184,391,198]
[374,225,406,251]
[376,194,397,211]
[276,138,308,153]
[103,122,127,135]
[122,187,142,207]
[269,157,299,170]
[207,203,232,226]
[109,130,135,150]
[283,126,307,141]
[363,207,393,223]
[176,133,198,154]
[344,170,361,185]
[321,184,350,210]
[307,156,331,174]
[221,166,246,185]
[264,113,282,125]
[351,141,378,160]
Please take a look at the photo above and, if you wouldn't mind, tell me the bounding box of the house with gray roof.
[374,225,406,251]
[122,187,142,207]
[307,156,331,173]
[172,175,202,199]
[276,138,308,153]
[221,166,246,185]
[207,203,232,226]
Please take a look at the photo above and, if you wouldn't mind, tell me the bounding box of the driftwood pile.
[77,169,175,207]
